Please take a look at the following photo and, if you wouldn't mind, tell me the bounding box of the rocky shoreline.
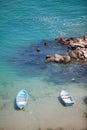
[46,34,87,64]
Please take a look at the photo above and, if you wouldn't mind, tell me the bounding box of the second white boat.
[60,90,75,106]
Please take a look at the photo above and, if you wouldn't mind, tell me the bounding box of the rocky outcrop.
[55,34,87,49]
[46,54,71,64]
[46,34,87,63]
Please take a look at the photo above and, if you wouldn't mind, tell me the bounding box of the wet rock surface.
[46,34,87,63]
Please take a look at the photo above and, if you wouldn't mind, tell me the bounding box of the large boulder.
[63,55,71,63]
[54,54,64,63]
[68,50,78,59]
[46,55,55,62]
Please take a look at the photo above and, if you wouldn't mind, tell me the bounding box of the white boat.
[16,89,29,109]
[60,90,75,106]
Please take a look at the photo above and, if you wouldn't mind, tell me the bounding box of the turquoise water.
[0,0,87,110]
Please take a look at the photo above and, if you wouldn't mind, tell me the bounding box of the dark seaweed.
[10,40,87,85]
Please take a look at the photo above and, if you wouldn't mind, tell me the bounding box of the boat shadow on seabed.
[14,98,19,110]
[58,96,66,106]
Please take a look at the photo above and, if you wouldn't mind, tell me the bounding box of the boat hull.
[16,89,29,109]
[60,90,75,106]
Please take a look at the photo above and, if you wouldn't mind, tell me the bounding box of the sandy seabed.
[0,84,87,130]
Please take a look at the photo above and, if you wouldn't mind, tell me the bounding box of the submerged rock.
[36,47,40,52]
[71,78,76,82]
[44,41,49,46]
[55,37,67,44]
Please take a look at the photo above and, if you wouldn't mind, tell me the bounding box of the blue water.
[0,0,87,109]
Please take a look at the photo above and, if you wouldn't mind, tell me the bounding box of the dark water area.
[10,40,87,85]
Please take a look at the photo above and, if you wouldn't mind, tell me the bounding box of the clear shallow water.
[0,0,87,110]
